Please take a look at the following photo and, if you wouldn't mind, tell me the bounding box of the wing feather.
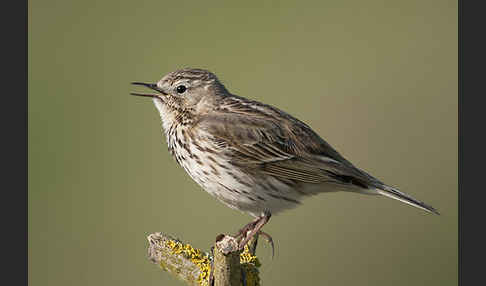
[195,96,381,190]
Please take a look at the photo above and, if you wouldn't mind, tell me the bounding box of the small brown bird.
[131,68,438,250]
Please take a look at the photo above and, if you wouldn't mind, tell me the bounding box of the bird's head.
[131,68,229,126]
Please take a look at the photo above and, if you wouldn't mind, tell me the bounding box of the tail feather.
[376,185,440,215]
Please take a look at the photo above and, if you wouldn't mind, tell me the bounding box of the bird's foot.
[233,218,259,240]
[235,212,273,254]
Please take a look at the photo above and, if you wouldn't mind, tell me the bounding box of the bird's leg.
[237,212,271,250]
[232,217,260,240]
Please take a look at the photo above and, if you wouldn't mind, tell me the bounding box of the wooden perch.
[147,232,261,286]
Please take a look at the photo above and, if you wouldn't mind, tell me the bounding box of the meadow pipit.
[131,68,438,251]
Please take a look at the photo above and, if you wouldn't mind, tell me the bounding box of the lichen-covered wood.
[213,235,242,286]
[147,232,210,285]
[147,232,261,286]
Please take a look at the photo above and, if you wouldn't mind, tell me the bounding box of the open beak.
[130,82,167,98]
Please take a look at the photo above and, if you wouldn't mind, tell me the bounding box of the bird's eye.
[176,85,187,94]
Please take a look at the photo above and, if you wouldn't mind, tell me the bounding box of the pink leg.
[237,213,271,250]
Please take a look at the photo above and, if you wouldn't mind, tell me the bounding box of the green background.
[29,1,457,285]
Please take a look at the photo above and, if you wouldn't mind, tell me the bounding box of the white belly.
[166,127,318,217]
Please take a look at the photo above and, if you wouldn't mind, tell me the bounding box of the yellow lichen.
[164,239,261,286]
[165,239,212,286]
[239,245,261,286]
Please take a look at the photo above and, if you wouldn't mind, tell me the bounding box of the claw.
[237,213,271,251]
[257,230,275,259]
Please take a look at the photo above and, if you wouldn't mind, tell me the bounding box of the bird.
[131,68,439,251]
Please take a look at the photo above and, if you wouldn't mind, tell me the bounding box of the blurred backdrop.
[29,1,457,285]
